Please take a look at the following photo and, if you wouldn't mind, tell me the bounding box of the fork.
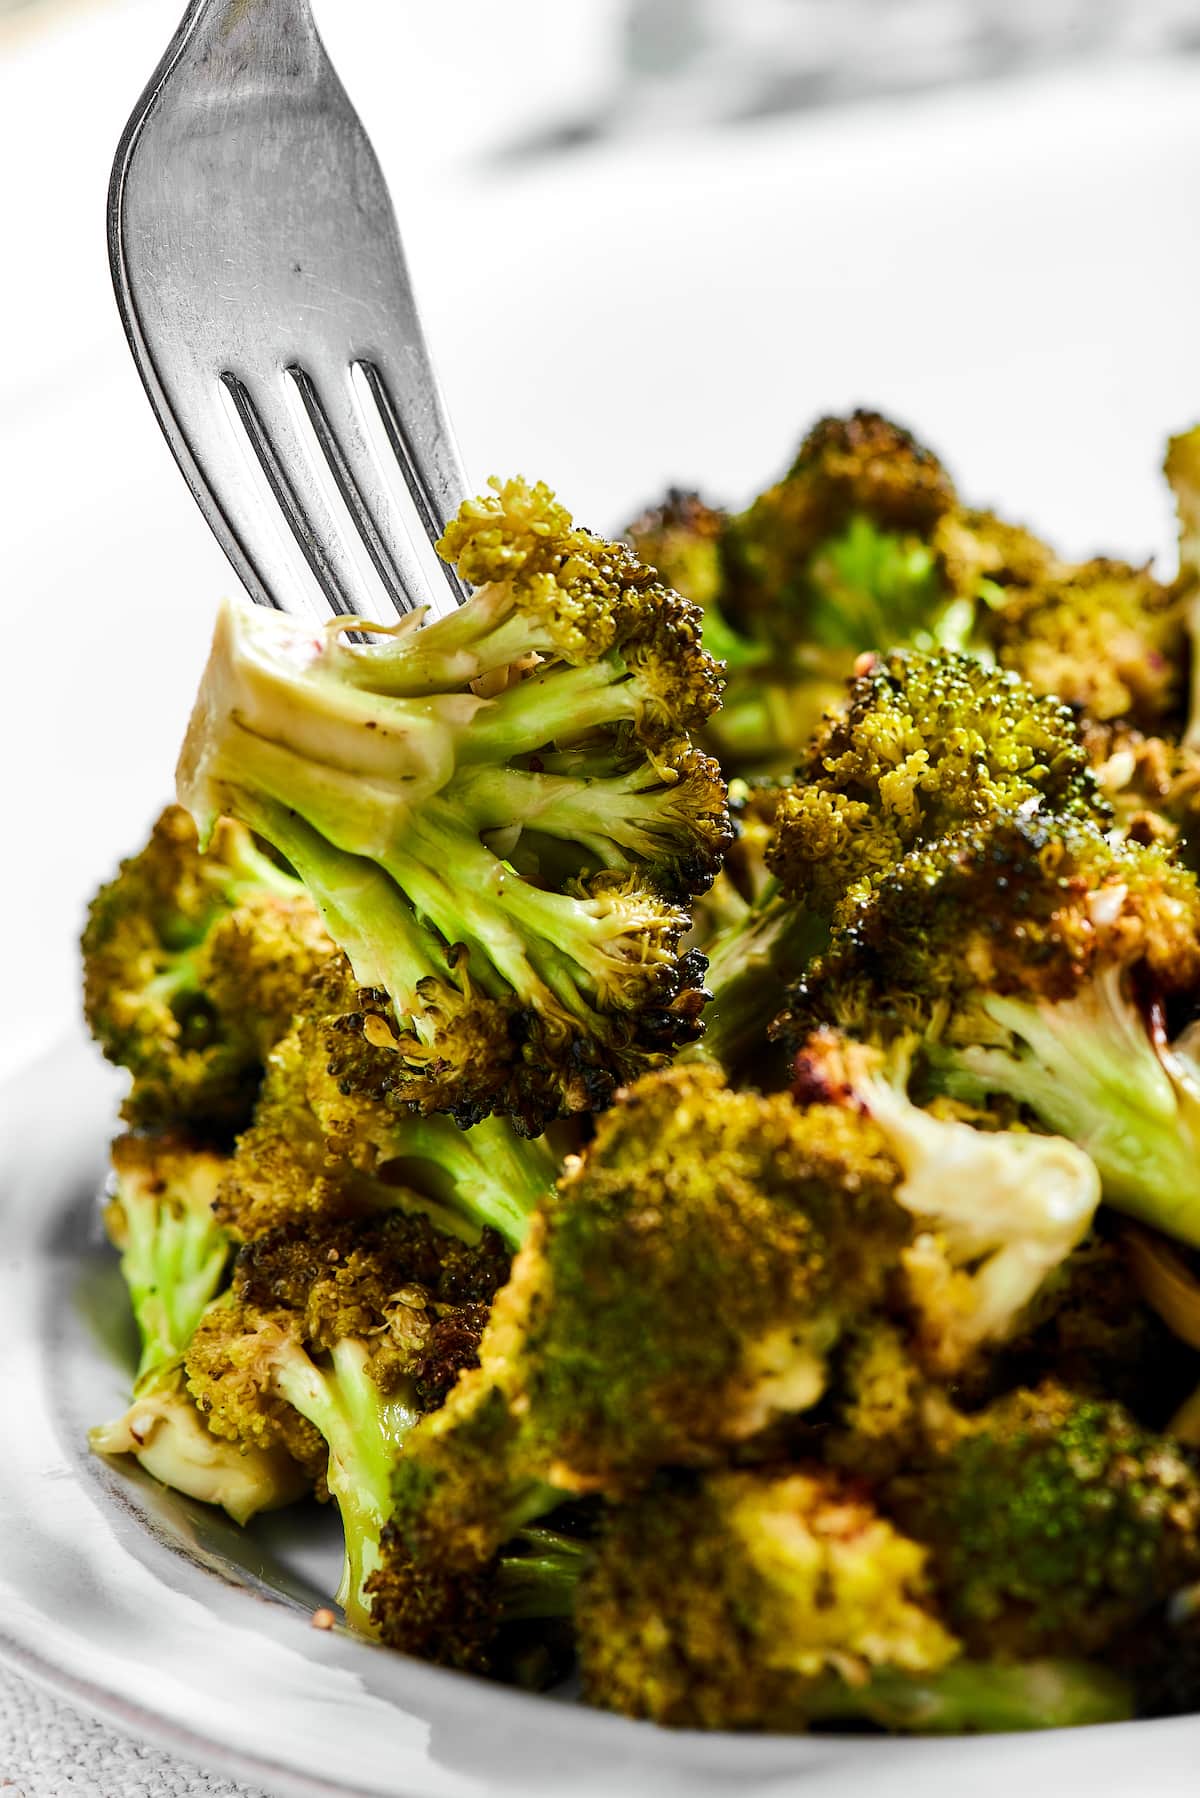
[109,0,468,625]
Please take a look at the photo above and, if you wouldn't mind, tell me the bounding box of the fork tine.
[286,364,458,618]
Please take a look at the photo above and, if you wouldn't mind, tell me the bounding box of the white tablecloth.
[0,1663,269,1798]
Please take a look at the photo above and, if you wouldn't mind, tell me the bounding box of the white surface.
[5,6,1200,1791]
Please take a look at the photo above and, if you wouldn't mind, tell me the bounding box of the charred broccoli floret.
[213,963,560,1249]
[982,557,1184,730]
[723,411,959,635]
[576,1465,1129,1731]
[781,811,1200,1246]
[627,414,978,776]
[185,1211,508,1630]
[177,480,729,1136]
[82,806,334,1133]
[886,1381,1200,1661]
[767,651,1103,922]
[102,1132,231,1383]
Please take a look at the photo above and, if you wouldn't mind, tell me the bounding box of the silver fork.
[109,0,468,625]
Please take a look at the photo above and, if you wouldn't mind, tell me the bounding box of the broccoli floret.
[576,1464,960,1729]
[1082,717,1200,861]
[626,416,982,778]
[767,651,1103,921]
[368,1522,589,1680]
[177,480,729,1136]
[932,506,1063,603]
[102,1132,232,1383]
[90,1356,310,1526]
[212,963,560,1249]
[982,557,1184,730]
[723,411,959,633]
[792,1032,1100,1376]
[185,1211,508,1631]
[886,1381,1200,1661]
[82,805,334,1133]
[782,812,1200,1246]
[577,1463,1131,1731]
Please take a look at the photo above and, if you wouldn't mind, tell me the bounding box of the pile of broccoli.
[82,425,1200,1735]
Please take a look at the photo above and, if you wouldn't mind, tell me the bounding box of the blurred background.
[5,0,1200,1082]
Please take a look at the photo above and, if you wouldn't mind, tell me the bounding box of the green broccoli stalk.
[186,1211,509,1632]
[103,1133,232,1383]
[799,1658,1133,1733]
[178,478,729,1136]
[82,806,334,1133]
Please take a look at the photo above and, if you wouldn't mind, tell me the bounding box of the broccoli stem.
[121,1202,230,1385]
[333,589,550,697]
[391,1114,558,1247]
[272,1340,418,1633]
[221,792,446,1002]
[931,967,1200,1246]
[690,890,825,1073]
[460,661,641,765]
[495,1528,591,1622]
[802,1658,1133,1733]
[450,764,703,871]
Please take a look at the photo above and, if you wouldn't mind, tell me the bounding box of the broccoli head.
[177,479,730,1136]
[370,1064,912,1659]
[82,805,334,1133]
[982,556,1184,730]
[781,811,1200,1246]
[212,961,560,1250]
[767,650,1103,921]
[886,1381,1200,1661]
[185,1210,508,1630]
[723,411,959,632]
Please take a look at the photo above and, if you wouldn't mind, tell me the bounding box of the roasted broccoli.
[886,1381,1200,1661]
[575,1466,1130,1731]
[212,960,561,1249]
[369,1064,912,1655]
[185,1211,509,1630]
[780,808,1200,1245]
[628,414,978,774]
[82,806,334,1133]
[766,650,1103,922]
[177,480,729,1136]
